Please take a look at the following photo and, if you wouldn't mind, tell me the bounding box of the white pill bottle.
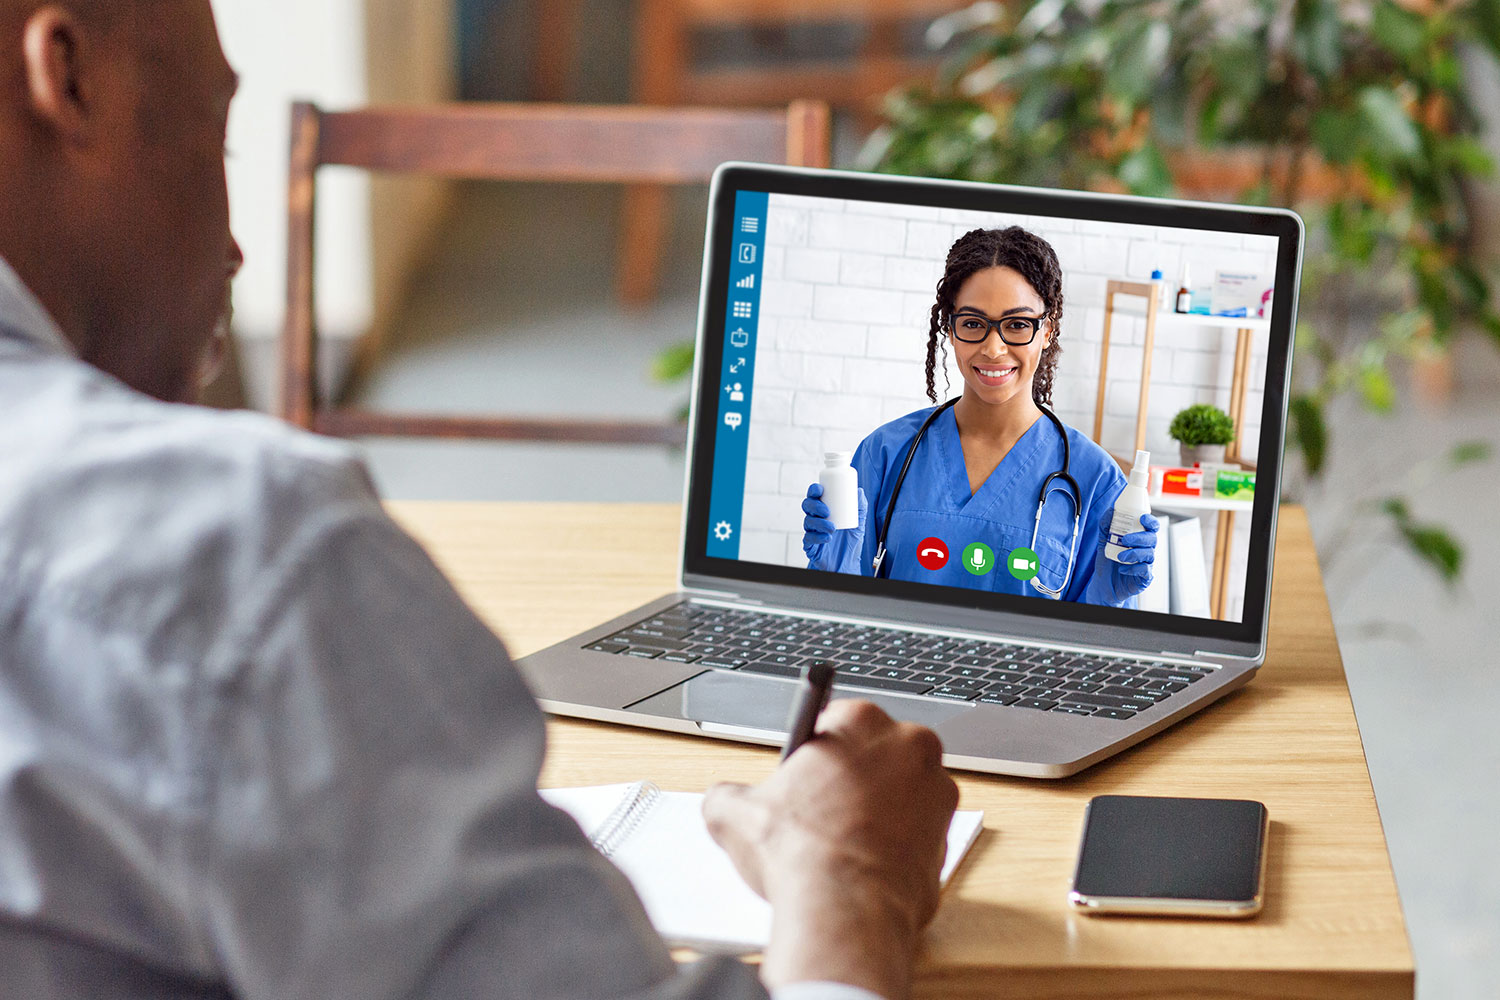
[1105,450,1152,562]
[819,452,860,530]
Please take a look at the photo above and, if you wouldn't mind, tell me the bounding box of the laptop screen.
[685,165,1301,647]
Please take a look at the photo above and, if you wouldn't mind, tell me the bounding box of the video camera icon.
[1007,547,1040,582]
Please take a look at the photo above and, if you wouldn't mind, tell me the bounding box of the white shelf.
[1108,299,1271,332]
[1149,492,1254,514]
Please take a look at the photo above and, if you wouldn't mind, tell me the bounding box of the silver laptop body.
[517,164,1304,778]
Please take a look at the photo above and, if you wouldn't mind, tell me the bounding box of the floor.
[353,182,702,501]
[349,181,1500,998]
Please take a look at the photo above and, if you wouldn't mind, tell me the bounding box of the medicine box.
[1159,468,1204,496]
[1215,469,1256,501]
[1212,271,1265,318]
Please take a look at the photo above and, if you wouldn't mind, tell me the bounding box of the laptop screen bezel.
[680,163,1303,658]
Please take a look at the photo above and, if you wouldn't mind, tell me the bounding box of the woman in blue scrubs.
[801,226,1158,608]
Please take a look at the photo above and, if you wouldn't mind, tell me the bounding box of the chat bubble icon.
[724,412,742,430]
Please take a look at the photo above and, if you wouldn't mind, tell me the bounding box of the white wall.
[739,193,1281,623]
[215,0,373,395]
[212,0,453,410]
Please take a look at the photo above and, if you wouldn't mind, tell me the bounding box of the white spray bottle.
[1106,450,1152,562]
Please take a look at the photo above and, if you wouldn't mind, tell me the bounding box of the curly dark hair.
[925,226,1064,407]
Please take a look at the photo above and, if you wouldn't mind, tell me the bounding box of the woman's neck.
[953,387,1043,444]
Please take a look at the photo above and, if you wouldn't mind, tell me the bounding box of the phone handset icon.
[915,537,948,571]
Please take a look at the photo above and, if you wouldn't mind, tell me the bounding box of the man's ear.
[21,6,91,142]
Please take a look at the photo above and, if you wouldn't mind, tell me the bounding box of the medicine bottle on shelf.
[1175,264,1193,314]
[819,452,860,530]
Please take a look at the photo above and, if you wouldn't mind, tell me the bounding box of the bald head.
[0,0,241,402]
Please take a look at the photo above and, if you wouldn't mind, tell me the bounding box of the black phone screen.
[1073,795,1268,902]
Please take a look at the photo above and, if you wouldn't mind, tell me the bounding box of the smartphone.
[1069,795,1269,917]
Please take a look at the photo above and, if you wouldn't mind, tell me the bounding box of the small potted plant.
[1168,404,1234,467]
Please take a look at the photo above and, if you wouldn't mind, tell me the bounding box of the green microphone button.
[962,542,995,576]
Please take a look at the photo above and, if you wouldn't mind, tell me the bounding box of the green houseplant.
[860,0,1497,582]
[1168,403,1236,466]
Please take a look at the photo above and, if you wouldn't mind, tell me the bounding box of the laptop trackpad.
[626,669,971,735]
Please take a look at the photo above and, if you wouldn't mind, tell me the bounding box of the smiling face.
[947,265,1051,410]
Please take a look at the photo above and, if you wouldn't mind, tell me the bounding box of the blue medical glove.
[802,482,868,572]
[1079,507,1160,607]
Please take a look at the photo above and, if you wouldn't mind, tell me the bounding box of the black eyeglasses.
[948,311,1044,345]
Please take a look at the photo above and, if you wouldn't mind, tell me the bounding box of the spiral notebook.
[541,781,984,953]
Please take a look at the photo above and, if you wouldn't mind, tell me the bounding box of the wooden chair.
[281,100,831,444]
[632,0,964,112]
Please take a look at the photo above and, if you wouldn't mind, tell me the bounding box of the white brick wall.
[739,193,1281,623]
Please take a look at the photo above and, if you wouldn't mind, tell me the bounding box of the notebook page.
[613,790,773,952]
[540,782,644,845]
[545,784,985,953]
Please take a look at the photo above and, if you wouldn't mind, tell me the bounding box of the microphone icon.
[963,542,993,576]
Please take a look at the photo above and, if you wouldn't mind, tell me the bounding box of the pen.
[781,660,836,761]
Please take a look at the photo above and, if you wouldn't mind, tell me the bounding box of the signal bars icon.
[735,274,755,289]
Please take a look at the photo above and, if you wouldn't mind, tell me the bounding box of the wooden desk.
[387,501,1413,1000]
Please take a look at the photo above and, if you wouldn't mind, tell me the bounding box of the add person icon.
[1007,546,1040,582]
[961,542,994,576]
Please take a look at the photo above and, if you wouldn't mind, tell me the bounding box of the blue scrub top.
[811,404,1132,606]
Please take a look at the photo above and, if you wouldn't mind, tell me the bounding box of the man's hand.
[702,700,959,999]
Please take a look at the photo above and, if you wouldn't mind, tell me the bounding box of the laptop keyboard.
[586,602,1215,720]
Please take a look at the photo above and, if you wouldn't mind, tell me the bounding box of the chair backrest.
[280,100,831,431]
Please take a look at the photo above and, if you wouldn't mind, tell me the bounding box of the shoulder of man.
[1,355,387,618]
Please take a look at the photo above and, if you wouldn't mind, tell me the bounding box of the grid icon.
[735,275,755,289]
[732,301,753,318]
[740,217,760,233]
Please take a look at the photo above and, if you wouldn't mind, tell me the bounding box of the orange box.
[1160,467,1204,496]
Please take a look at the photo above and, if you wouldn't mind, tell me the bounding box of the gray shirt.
[0,257,878,1000]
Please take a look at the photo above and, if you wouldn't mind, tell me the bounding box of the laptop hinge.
[684,586,758,603]
[1193,649,1258,663]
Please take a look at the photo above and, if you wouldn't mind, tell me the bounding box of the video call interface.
[704,190,1282,625]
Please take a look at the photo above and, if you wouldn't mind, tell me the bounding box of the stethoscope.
[870,397,1083,598]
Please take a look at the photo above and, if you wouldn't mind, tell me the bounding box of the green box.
[1216,469,1256,501]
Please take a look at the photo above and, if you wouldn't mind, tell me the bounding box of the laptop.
[517,163,1303,778]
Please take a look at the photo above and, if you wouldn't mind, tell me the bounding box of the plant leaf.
[1358,86,1422,159]
[652,342,696,384]
[1118,141,1173,197]
[1106,19,1170,104]
[1381,495,1465,583]
[1371,0,1426,64]
[1397,523,1463,582]
[1448,440,1492,466]
[1289,395,1328,476]
[1358,364,1397,412]
[1292,0,1344,79]
[1311,109,1362,165]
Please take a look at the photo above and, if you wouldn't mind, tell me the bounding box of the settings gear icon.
[713,520,733,541]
